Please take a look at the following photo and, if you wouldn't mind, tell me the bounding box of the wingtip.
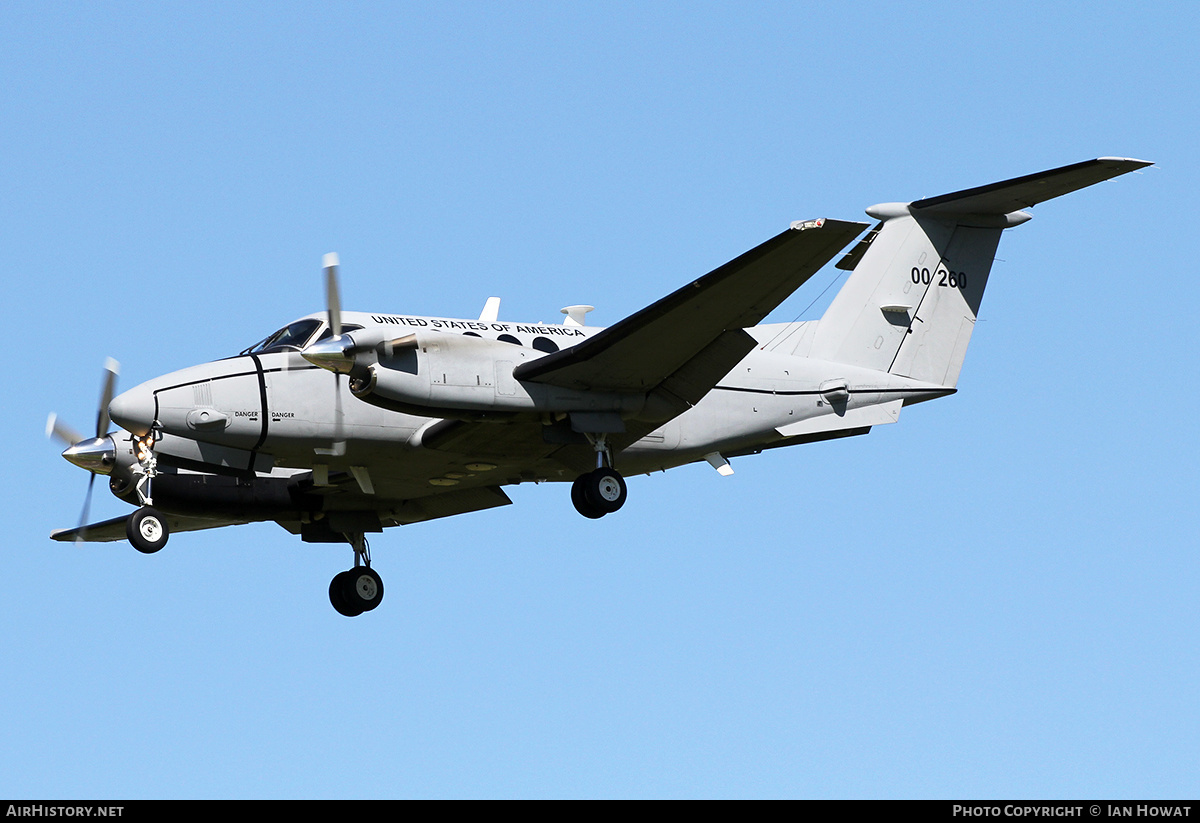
[789,218,826,231]
[1097,156,1154,170]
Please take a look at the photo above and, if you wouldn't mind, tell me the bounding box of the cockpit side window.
[312,323,363,343]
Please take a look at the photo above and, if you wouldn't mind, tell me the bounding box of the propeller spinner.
[46,358,121,539]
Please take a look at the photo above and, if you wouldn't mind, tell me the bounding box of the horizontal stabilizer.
[775,400,902,438]
[910,157,1152,215]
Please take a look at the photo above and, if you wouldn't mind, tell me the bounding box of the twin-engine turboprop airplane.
[49,157,1150,615]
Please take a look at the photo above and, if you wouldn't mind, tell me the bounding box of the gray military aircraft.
[48,157,1150,615]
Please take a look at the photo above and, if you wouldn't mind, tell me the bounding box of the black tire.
[342,566,384,613]
[571,475,606,519]
[126,507,169,554]
[329,570,364,617]
[582,468,627,514]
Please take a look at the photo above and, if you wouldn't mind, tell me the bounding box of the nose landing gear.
[128,427,169,553]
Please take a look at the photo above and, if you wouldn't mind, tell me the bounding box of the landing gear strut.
[128,426,169,553]
[570,432,628,518]
[329,533,384,617]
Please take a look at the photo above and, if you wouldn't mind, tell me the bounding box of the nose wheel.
[126,506,169,554]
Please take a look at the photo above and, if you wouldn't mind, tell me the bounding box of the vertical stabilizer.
[808,208,1006,385]
[807,157,1151,387]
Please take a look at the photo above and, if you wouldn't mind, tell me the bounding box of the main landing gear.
[570,432,628,519]
[329,532,384,617]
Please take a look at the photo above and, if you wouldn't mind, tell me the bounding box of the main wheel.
[571,475,606,519]
[343,566,384,612]
[582,468,627,514]
[329,570,364,617]
[126,506,169,554]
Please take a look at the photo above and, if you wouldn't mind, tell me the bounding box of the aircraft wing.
[513,218,868,408]
[51,512,251,543]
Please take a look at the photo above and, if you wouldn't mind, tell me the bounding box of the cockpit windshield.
[240,319,323,355]
[239,319,365,356]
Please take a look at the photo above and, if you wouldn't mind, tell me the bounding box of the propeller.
[317,253,346,457]
[46,358,121,541]
[45,413,84,449]
[324,252,342,337]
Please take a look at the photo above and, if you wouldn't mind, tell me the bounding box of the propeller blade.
[48,356,120,447]
[95,357,119,437]
[314,253,348,457]
[324,252,341,337]
[46,412,84,447]
[314,372,347,457]
[333,373,346,455]
[75,474,97,545]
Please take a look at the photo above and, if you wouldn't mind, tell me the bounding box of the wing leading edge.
[514,218,868,407]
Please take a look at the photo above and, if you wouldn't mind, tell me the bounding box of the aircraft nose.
[108,383,155,436]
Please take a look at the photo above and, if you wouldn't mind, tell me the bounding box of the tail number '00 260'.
[911,267,968,290]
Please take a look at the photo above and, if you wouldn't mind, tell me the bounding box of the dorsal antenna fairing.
[561,305,595,327]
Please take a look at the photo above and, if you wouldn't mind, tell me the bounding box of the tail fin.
[806,157,1151,386]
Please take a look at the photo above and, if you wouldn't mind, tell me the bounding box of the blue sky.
[2,1,1196,798]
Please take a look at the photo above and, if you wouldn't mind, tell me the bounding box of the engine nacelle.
[346,330,646,420]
